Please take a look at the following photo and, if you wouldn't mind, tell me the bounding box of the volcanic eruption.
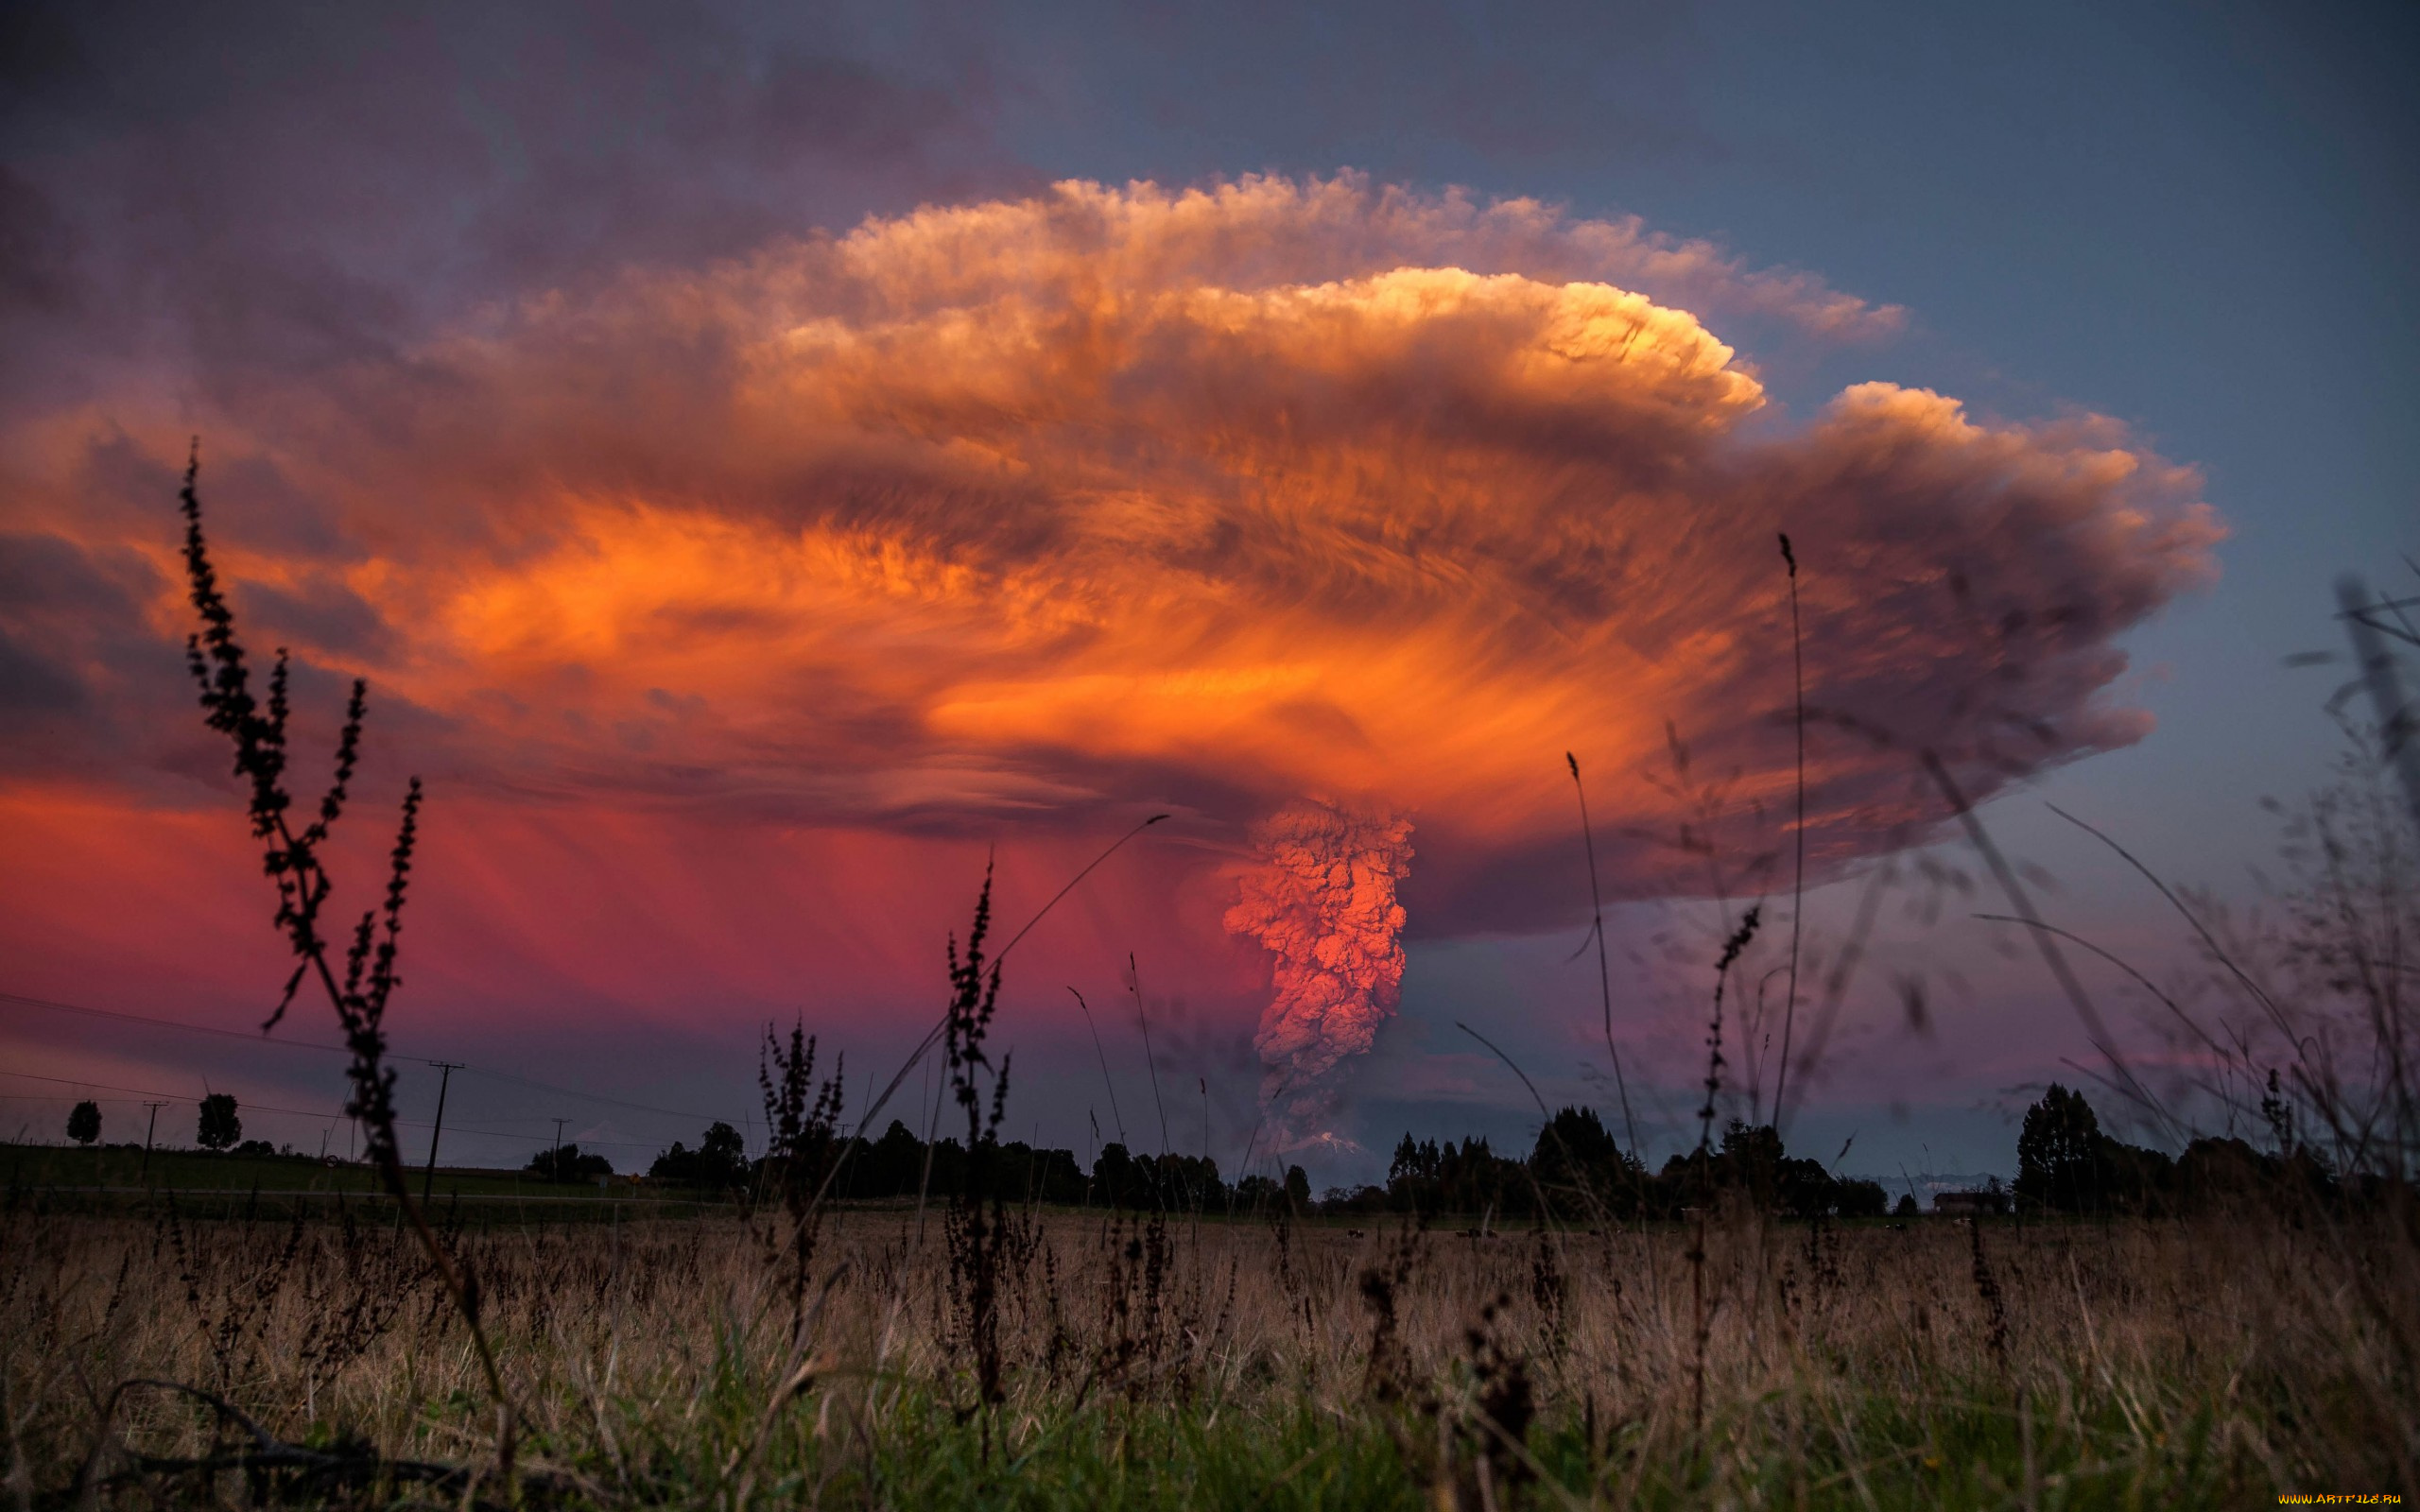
[1224,798,1416,1150]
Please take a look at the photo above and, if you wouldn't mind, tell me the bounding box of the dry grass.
[5,1192,2412,1506]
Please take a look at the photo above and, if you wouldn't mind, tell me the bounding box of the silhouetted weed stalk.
[175,448,520,1484]
[757,1022,846,1345]
[941,864,1014,1430]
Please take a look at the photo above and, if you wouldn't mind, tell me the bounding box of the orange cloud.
[0,177,2220,1126]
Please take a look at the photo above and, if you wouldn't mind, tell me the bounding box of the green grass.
[462,1382,2262,1509]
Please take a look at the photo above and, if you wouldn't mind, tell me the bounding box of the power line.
[0,988,735,1124]
[454,1065,731,1125]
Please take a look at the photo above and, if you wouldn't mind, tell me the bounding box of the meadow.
[5,1175,2413,1508]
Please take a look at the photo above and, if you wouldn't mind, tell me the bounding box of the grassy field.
[5,1186,2411,1507]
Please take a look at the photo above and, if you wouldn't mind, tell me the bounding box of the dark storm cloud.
[0,529,169,773]
[0,0,1023,406]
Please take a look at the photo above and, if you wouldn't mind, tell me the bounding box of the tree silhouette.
[1528,1105,1647,1217]
[648,1120,748,1189]
[67,1100,100,1146]
[197,1092,241,1152]
[2016,1083,2102,1211]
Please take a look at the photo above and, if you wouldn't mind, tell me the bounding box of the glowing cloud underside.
[1,175,2223,1141]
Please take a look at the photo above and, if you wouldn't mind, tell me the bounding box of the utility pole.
[552,1117,569,1182]
[422,1061,463,1203]
[140,1101,166,1182]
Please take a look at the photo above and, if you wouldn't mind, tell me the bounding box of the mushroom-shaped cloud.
[4,176,2221,1140]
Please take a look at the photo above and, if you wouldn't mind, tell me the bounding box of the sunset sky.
[2,1,2412,1188]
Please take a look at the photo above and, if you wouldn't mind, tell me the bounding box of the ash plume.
[1224,798,1415,1149]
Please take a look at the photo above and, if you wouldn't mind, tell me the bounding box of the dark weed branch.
[758,1022,846,1345]
[1703,907,1762,1162]
[177,448,517,1479]
[942,864,1014,1435]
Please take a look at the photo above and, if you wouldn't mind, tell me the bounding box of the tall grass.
[7,1193,2412,1505]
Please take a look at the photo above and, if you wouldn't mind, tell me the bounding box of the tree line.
[635,1079,2362,1219]
[2011,1081,2351,1215]
[647,1117,1257,1208]
[69,1078,2355,1216]
[641,1106,1895,1218]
